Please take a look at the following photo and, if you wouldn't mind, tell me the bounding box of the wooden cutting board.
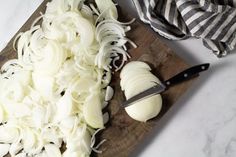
[0,0,194,157]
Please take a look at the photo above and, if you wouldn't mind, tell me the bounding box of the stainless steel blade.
[122,83,166,108]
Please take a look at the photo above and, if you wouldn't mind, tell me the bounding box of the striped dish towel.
[132,0,236,57]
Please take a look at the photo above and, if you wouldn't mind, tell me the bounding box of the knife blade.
[122,63,210,107]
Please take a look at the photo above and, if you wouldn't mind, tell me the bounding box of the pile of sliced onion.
[0,0,135,156]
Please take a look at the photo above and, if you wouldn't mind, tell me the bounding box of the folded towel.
[132,0,236,57]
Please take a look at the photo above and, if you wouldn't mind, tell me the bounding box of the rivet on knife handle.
[164,63,210,87]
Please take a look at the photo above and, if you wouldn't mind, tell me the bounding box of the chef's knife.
[122,63,210,107]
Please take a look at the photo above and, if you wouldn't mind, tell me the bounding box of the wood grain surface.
[0,1,194,157]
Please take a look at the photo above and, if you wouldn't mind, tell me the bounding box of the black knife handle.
[164,63,210,87]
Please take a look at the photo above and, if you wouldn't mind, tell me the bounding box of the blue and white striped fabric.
[132,0,236,57]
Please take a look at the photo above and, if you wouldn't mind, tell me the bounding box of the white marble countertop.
[0,1,236,157]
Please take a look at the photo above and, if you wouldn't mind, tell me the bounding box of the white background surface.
[0,1,236,157]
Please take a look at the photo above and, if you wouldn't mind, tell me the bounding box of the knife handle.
[164,63,210,87]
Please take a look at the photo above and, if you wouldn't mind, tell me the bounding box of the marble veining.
[1,1,236,157]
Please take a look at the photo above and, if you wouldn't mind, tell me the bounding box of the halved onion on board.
[120,61,163,122]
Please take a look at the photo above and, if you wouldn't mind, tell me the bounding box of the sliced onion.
[9,142,23,156]
[95,0,118,20]
[44,144,62,157]
[105,86,114,101]
[0,144,10,157]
